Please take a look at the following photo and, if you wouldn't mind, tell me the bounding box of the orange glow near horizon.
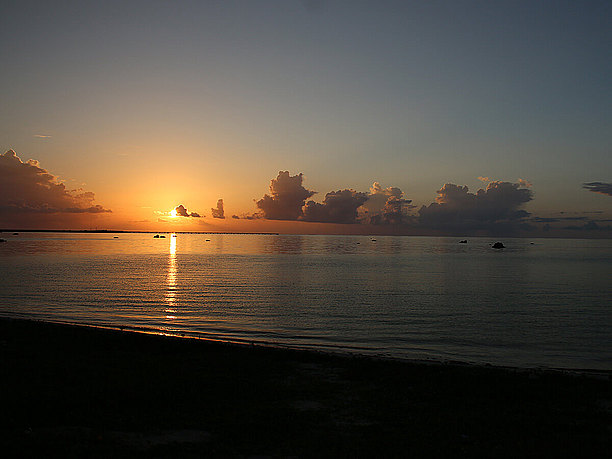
[170,209,178,218]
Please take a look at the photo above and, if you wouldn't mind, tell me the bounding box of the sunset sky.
[1,1,611,236]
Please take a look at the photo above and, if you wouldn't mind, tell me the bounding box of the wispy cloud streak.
[583,182,612,196]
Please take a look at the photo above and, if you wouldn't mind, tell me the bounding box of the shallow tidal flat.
[1,319,610,457]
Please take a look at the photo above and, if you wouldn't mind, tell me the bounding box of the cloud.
[175,205,189,217]
[477,176,491,183]
[251,171,540,235]
[518,178,532,188]
[0,149,110,214]
[254,173,414,225]
[583,182,612,196]
[174,204,201,218]
[303,189,369,223]
[256,171,315,220]
[364,182,403,213]
[362,182,414,225]
[418,180,533,232]
[231,213,259,220]
[33,134,52,139]
[253,173,416,225]
[563,220,612,231]
[211,199,225,219]
[531,216,587,223]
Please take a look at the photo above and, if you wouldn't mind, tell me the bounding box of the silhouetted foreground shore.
[2,319,610,457]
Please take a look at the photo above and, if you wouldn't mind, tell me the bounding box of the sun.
[170,209,178,218]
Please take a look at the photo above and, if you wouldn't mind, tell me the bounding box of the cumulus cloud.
[583,182,612,196]
[0,149,110,214]
[418,180,533,232]
[303,189,369,223]
[251,171,541,234]
[362,182,414,225]
[364,182,403,213]
[211,199,225,219]
[254,172,414,225]
[175,204,201,218]
[256,171,315,220]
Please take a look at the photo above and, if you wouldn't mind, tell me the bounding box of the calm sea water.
[1,232,611,370]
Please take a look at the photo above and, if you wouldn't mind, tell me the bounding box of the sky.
[1,0,611,236]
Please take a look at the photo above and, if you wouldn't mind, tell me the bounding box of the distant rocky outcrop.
[492,242,505,249]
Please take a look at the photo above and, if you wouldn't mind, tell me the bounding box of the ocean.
[1,232,610,370]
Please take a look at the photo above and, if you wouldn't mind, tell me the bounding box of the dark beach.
[2,318,610,458]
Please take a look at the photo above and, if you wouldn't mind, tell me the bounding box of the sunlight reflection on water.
[165,234,177,313]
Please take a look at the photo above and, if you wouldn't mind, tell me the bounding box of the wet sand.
[1,318,610,457]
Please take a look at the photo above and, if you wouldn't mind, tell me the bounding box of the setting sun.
[170,209,177,218]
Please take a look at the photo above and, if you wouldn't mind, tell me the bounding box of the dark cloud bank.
[303,189,368,224]
[418,182,533,233]
[252,171,537,235]
[0,149,110,216]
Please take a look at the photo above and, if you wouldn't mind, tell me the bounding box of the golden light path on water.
[165,234,177,318]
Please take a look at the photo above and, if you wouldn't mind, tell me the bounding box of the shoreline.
[2,317,610,457]
[5,316,611,378]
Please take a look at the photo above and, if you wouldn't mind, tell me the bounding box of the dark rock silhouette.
[492,242,505,249]
[459,240,467,243]
[154,234,160,238]
[0,238,6,242]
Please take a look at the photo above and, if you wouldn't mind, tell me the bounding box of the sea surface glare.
[1,233,611,370]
